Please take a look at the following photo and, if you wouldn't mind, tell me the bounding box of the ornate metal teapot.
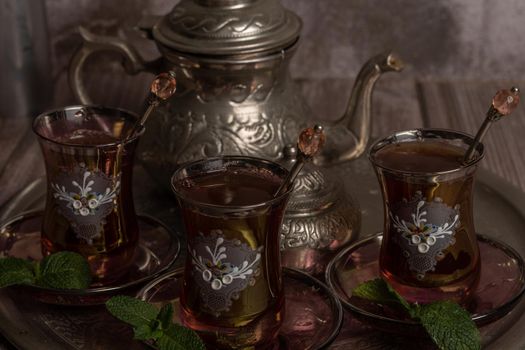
[69,0,403,188]
[279,145,360,275]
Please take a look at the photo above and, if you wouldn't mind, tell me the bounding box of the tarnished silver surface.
[1,159,525,349]
[280,145,360,276]
[68,0,403,191]
[67,1,403,279]
[152,0,302,55]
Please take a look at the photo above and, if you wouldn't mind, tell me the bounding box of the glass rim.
[368,128,485,177]
[171,155,293,211]
[32,105,144,149]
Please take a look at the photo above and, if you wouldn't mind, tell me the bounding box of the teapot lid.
[152,0,302,56]
[281,145,340,215]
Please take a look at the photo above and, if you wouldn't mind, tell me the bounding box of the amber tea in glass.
[171,156,292,349]
[369,129,484,304]
[33,106,143,284]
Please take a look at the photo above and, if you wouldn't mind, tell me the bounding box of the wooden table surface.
[0,78,524,349]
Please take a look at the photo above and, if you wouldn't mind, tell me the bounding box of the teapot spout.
[316,52,404,165]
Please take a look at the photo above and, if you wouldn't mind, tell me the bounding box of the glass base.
[0,211,180,305]
[138,267,343,350]
[180,302,282,349]
[326,233,525,332]
[381,267,480,305]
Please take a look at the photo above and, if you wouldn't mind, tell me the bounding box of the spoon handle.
[462,87,520,164]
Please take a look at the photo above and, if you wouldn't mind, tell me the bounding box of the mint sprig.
[0,257,35,288]
[106,296,206,350]
[0,252,92,290]
[417,301,481,350]
[352,279,481,350]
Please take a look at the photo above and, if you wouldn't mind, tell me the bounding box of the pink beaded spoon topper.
[128,72,177,139]
[274,125,325,197]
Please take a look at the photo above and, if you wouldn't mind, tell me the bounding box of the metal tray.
[0,211,180,306]
[1,160,525,349]
[138,267,343,350]
[331,158,525,349]
[326,232,525,347]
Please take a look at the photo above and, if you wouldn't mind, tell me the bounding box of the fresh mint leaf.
[352,278,417,318]
[157,303,174,330]
[106,296,159,328]
[106,297,165,341]
[134,324,153,341]
[39,270,90,290]
[134,323,163,341]
[0,252,91,290]
[106,296,206,350]
[352,278,400,304]
[417,301,481,350]
[352,279,481,350]
[384,280,414,315]
[0,257,35,287]
[156,324,206,350]
[37,251,91,289]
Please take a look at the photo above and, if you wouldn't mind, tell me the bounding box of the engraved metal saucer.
[326,233,525,336]
[137,267,343,350]
[0,210,180,306]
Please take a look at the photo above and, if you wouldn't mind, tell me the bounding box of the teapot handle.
[68,26,155,104]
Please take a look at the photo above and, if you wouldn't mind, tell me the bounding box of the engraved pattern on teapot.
[69,0,404,181]
[292,169,324,193]
[281,199,356,250]
[170,8,277,36]
[195,81,274,104]
[147,103,301,164]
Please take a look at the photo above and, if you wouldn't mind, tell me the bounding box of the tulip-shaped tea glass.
[33,106,143,284]
[369,129,484,304]
[171,156,292,349]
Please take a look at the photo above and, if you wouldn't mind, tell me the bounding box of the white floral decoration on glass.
[52,171,120,217]
[390,200,459,254]
[191,235,261,291]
